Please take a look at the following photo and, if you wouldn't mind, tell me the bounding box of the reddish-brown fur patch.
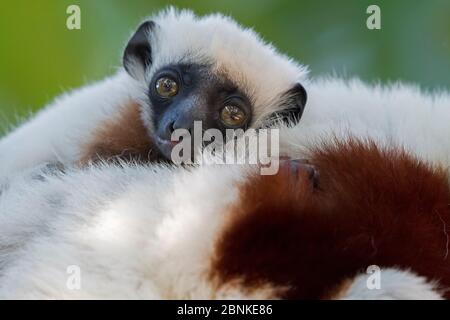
[323,278,353,300]
[79,101,165,165]
[211,139,450,299]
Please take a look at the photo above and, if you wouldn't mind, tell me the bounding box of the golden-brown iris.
[220,105,247,127]
[155,77,179,98]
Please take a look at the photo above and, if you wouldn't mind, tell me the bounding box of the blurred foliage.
[0,0,449,128]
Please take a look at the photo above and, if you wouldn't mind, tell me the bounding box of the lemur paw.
[279,158,320,190]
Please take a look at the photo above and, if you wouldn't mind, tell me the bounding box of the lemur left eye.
[220,105,247,127]
[155,77,179,98]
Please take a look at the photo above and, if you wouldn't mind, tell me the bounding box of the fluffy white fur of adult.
[0,161,442,299]
[278,78,450,171]
[341,269,442,300]
[0,161,274,299]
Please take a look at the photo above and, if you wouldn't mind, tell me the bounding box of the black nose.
[160,112,196,141]
[172,111,195,133]
[165,120,176,136]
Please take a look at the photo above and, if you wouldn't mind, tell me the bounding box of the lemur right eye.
[155,77,179,98]
[220,105,247,128]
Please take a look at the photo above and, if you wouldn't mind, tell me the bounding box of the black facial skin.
[148,63,253,160]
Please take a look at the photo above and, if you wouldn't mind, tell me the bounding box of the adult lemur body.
[1,139,449,299]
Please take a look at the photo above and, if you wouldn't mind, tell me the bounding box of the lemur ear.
[123,21,155,81]
[266,83,307,127]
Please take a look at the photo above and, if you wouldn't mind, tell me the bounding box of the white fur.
[0,162,259,299]
[341,268,442,300]
[0,71,144,180]
[276,77,450,172]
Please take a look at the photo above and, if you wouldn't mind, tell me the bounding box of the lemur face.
[123,9,308,160]
[147,63,253,158]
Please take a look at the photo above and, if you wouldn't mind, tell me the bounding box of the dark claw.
[282,158,320,189]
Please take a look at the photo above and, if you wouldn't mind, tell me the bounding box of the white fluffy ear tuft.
[123,20,155,81]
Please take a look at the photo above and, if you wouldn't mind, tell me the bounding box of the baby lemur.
[0,8,308,178]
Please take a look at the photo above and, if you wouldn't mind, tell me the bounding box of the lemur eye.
[220,105,247,127]
[155,77,179,98]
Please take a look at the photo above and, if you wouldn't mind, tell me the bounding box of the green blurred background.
[0,0,449,132]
